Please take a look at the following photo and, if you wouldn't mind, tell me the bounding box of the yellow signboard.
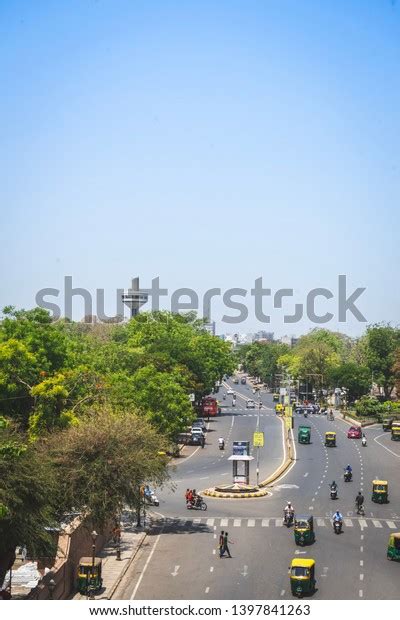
[253,432,264,447]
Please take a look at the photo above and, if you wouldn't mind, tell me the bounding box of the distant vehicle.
[191,427,205,436]
[241,378,247,384]
[189,430,204,445]
[233,378,239,384]
[383,418,394,432]
[246,399,256,409]
[347,426,362,439]
[192,418,207,433]
[273,393,280,402]
[227,388,234,395]
[201,397,218,417]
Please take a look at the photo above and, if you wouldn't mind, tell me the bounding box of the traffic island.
[203,418,295,499]
[203,484,271,499]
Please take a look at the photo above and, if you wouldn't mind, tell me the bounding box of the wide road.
[114,377,400,601]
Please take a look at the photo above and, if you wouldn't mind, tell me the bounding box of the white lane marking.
[205,587,210,594]
[359,590,363,598]
[280,590,285,596]
[220,518,228,527]
[304,472,309,477]
[199,476,209,480]
[344,519,353,527]
[275,518,283,527]
[317,518,325,526]
[386,521,396,529]
[220,472,229,476]
[206,518,215,526]
[241,565,248,577]
[372,520,382,528]
[360,546,364,552]
[193,518,201,523]
[360,574,364,581]
[360,560,364,567]
[359,519,368,529]
[171,565,180,577]
[213,549,216,555]
[374,433,400,458]
[131,532,162,599]
[210,566,214,573]
[247,519,255,527]
[262,519,269,527]
[234,519,241,527]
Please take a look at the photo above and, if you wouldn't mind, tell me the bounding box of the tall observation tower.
[122,277,149,318]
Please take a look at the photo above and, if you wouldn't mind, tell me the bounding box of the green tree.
[329,362,371,403]
[0,424,58,587]
[361,324,400,398]
[49,409,170,529]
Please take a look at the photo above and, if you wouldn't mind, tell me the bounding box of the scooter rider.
[218,437,225,450]
[362,434,367,446]
[284,501,295,520]
[344,464,352,480]
[330,480,337,491]
[333,510,343,531]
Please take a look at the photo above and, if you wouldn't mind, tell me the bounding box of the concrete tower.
[122,277,149,318]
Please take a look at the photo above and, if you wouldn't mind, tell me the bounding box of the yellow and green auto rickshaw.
[387,533,400,561]
[391,422,400,441]
[298,425,311,444]
[372,480,389,504]
[324,431,336,447]
[294,515,315,546]
[289,558,316,598]
[275,403,284,414]
[77,557,103,595]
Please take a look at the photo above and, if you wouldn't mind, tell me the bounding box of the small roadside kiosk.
[228,441,254,485]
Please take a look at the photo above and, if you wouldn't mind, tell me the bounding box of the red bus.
[201,396,219,417]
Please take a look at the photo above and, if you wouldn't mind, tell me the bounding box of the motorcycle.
[284,510,294,527]
[333,519,342,534]
[187,497,207,511]
[330,487,338,500]
[144,491,159,507]
[356,503,365,516]
[218,441,225,451]
[344,471,352,482]
[362,437,367,447]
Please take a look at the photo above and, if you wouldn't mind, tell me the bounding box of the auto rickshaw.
[298,425,311,444]
[372,480,389,504]
[387,533,400,561]
[294,515,315,546]
[273,393,280,402]
[275,403,284,414]
[324,431,336,447]
[289,558,316,598]
[77,557,103,595]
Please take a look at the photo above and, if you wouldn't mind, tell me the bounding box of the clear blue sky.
[1,0,399,336]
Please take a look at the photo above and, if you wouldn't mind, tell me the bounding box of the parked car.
[189,430,205,445]
[227,388,234,395]
[192,418,207,433]
[246,399,256,409]
[347,426,362,439]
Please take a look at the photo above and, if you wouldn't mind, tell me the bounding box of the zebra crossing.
[165,516,400,530]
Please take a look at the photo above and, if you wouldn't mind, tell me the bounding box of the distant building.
[254,331,274,342]
[280,335,299,347]
[122,277,149,318]
[203,320,216,336]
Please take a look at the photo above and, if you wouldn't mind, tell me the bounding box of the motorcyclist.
[187,489,194,505]
[218,437,225,449]
[362,434,367,446]
[333,510,343,528]
[330,480,337,491]
[284,501,294,520]
[355,491,365,514]
[344,464,352,480]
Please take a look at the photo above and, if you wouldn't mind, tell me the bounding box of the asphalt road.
[114,378,400,601]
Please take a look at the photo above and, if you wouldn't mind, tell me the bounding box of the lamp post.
[48,578,56,600]
[88,530,98,600]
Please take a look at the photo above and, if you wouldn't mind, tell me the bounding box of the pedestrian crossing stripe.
[166,517,400,530]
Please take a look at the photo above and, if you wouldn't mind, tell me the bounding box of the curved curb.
[258,418,295,488]
[203,487,271,499]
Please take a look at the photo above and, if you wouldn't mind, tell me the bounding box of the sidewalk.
[73,511,149,600]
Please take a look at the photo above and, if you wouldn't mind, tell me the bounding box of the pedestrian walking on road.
[218,531,225,557]
[221,532,232,558]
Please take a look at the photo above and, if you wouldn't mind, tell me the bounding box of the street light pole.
[88,530,98,600]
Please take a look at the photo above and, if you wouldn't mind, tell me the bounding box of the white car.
[246,399,256,409]
[227,388,234,396]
